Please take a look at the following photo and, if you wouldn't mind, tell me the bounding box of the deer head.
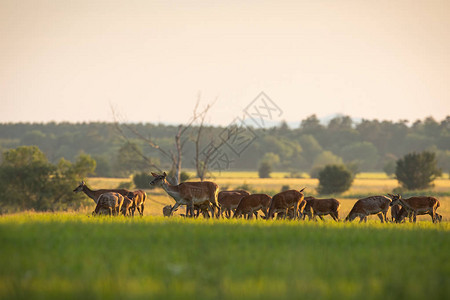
[388,194,401,206]
[150,172,167,186]
[73,181,86,193]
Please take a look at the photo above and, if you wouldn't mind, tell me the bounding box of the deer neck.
[161,180,182,202]
[82,185,99,204]
[398,198,412,210]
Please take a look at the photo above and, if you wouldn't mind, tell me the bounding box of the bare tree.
[111,96,218,184]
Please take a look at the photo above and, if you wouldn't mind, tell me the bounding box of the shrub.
[133,172,155,189]
[236,183,256,194]
[258,162,272,178]
[309,166,323,179]
[281,185,290,192]
[395,151,442,190]
[117,181,133,189]
[167,170,190,183]
[317,165,353,195]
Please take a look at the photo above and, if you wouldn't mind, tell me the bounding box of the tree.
[309,151,343,178]
[395,151,442,190]
[258,162,272,178]
[116,142,150,177]
[317,165,353,195]
[112,97,217,183]
[0,146,96,212]
[339,142,379,170]
[383,160,396,177]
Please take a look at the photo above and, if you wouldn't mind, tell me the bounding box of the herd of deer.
[72,172,443,223]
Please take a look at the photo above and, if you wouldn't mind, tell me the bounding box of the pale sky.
[0,0,449,126]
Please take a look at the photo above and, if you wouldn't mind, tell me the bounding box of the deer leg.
[413,212,417,223]
[377,213,384,223]
[140,204,144,216]
[171,202,182,216]
[134,205,139,217]
[431,209,437,223]
[330,212,338,222]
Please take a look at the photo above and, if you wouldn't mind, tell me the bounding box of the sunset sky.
[0,0,449,126]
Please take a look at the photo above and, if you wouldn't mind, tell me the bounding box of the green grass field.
[0,214,449,300]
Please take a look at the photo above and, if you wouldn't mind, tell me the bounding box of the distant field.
[87,173,450,221]
[0,214,449,300]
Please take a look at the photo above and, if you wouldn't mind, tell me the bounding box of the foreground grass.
[0,214,449,300]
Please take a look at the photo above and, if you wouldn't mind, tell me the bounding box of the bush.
[317,165,353,195]
[281,185,290,192]
[167,170,191,183]
[383,160,396,178]
[395,151,442,190]
[309,166,323,179]
[133,172,155,189]
[235,183,256,194]
[117,181,133,189]
[258,162,272,178]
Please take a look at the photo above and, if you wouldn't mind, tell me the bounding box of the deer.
[126,190,147,216]
[389,194,441,223]
[275,198,307,220]
[266,188,306,220]
[233,194,271,219]
[120,194,135,217]
[73,181,132,215]
[218,190,250,218]
[150,172,219,218]
[390,204,401,222]
[93,192,128,216]
[345,196,391,223]
[395,206,443,223]
[303,196,340,221]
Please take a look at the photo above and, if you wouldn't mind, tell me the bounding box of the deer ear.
[151,172,158,177]
[163,172,167,177]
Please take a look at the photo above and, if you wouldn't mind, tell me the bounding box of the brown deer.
[233,194,271,219]
[266,188,306,220]
[150,172,219,218]
[93,192,126,216]
[126,190,147,216]
[120,195,135,217]
[345,196,391,223]
[390,204,401,222]
[73,181,132,215]
[218,190,250,218]
[275,198,307,220]
[389,194,441,223]
[395,206,442,223]
[303,196,340,221]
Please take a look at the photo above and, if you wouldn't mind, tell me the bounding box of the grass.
[0,214,449,300]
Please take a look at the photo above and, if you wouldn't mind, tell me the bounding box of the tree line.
[0,115,448,178]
